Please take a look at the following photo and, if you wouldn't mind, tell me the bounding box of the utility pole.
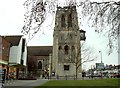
[99,51,102,63]
[99,51,103,78]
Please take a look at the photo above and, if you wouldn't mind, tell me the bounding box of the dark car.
[112,74,120,78]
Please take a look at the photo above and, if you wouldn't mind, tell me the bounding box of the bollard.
[65,75,67,80]
[56,75,59,80]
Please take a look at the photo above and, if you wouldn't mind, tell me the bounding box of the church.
[27,5,86,79]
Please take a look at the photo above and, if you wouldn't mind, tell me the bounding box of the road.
[2,79,48,88]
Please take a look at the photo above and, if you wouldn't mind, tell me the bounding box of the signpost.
[96,63,104,78]
[0,68,6,87]
[96,63,104,70]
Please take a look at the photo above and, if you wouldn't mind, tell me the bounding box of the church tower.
[52,6,82,78]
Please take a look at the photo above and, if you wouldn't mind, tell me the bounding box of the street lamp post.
[99,51,102,63]
[99,51,103,78]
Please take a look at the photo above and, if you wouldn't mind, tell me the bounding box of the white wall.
[17,38,22,64]
[9,46,19,64]
[9,37,27,66]
[22,44,27,66]
[9,38,22,64]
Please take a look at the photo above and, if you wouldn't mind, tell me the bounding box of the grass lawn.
[35,78,119,88]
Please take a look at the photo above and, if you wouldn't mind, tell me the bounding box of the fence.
[47,75,79,80]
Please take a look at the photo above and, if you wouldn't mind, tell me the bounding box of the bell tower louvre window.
[68,13,72,27]
[61,14,65,27]
[64,45,69,54]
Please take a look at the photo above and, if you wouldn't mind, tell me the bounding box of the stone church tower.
[52,6,82,78]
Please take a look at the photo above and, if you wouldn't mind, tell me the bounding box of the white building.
[3,35,27,66]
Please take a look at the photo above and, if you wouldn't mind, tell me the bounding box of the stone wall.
[52,6,82,79]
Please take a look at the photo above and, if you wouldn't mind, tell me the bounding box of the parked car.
[112,74,120,78]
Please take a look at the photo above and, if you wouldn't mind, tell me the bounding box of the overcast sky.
[0,0,118,70]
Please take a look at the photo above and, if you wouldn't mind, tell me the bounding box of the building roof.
[27,46,52,56]
[2,35,23,46]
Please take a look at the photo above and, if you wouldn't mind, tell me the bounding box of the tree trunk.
[76,64,77,80]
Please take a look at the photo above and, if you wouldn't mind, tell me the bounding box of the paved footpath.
[2,79,48,88]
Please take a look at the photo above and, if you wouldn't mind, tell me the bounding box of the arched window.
[59,46,62,50]
[71,46,75,62]
[64,45,69,54]
[68,13,72,27]
[61,14,65,27]
[38,61,42,69]
[58,46,62,62]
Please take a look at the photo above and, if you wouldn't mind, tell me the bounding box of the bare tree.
[75,42,97,79]
[79,0,120,54]
[22,0,57,42]
[22,0,119,53]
